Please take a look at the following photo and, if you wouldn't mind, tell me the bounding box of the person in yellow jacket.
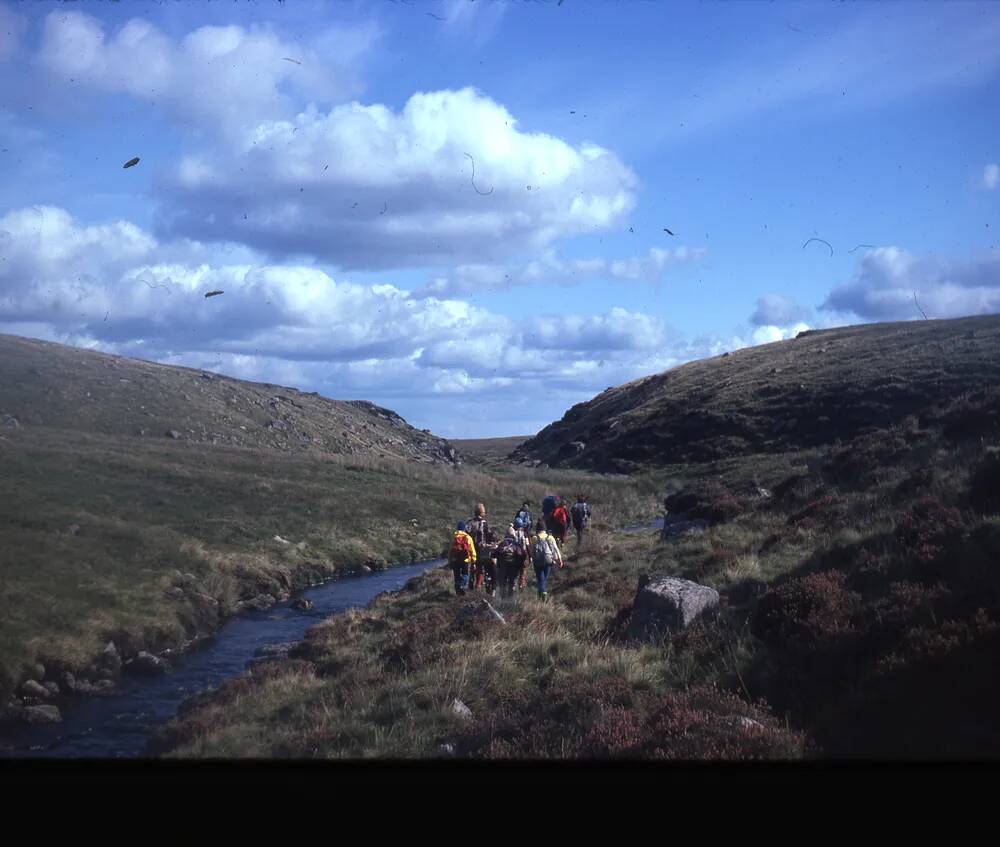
[448,521,477,596]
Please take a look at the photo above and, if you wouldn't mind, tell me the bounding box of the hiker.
[515,501,533,533]
[448,521,477,596]
[541,494,558,535]
[481,526,499,596]
[467,503,491,592]
[530,519,563,602]
[492,526,528,599]
[571,494,592,545]
[552,498,570,546]
[512,517,531,590]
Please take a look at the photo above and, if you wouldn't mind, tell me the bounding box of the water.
[0,559,443,759]
[621,515,665,534]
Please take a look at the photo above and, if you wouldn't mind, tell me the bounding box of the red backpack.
[448,533,474,566]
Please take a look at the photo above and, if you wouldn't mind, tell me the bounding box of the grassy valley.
[4,317,1000,759]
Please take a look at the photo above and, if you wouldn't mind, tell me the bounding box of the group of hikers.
[447,494,592,602]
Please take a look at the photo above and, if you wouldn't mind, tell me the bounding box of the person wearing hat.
[512,516,531,590]
[448,520,477,596]
[492,525,529,599]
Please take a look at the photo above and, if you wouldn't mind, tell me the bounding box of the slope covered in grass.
[513,315,1000,472]
[0,332,458,464]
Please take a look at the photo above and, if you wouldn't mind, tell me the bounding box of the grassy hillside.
[0,332,458,464]
[150,317,1000,759]
[513,315,1000,472]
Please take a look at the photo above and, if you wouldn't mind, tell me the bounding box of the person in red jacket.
[552,498,570,546]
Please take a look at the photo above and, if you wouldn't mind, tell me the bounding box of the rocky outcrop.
[627,575,720,642]
[23,704,62,724]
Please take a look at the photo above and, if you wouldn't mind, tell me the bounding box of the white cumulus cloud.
[154,87,637,269]
[822,246,1000,321]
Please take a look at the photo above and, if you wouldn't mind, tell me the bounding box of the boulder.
[41,681,60,697]
[59,671,77,694]
[66,523,82,536]
[627,575,720,642]
[123,651,171,677]
[450,698,473,720]
[98,641,122,674]
[20,680,52,700]
[243,594,277,612]
[164,586,185,601]
[166,430,181,439]
[436,742,457,757]
[24,705,62,725]
[291,598,314,611]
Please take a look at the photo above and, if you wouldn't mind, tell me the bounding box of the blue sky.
[0,0,997,436]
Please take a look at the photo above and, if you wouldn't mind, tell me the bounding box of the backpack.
[468,517,489,548]
[516,508,531,528]
[571,502,589,527]
[533,536,556,567]
[542,495,557,515]
[497,540,522,568]
[448,533,473,566]
[553,506,568,529]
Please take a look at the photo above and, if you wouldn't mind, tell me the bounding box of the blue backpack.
[542,495,557,516]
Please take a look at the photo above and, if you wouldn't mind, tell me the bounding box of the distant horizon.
[1,0,997,437]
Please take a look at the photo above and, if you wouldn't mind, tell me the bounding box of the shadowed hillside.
[513,315,1000,472]
[0,333,459,465]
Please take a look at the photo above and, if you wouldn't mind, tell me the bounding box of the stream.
[0,559,443,759]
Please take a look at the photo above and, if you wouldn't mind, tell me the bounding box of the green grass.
[0,423,654,698]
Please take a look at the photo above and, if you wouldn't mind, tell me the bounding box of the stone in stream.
[627,575,720,642]
[242,594,277,612]
[253,641,300,659]
[123,651,171,677]
[20,680,53,700]
[98,641,122,674]
[24,704,62,724]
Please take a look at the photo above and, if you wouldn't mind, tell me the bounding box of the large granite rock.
[627,574,720,642]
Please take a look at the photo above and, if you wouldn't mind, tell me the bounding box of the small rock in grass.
[451,698,472,720]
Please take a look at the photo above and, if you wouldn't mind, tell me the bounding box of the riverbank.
[1,559,445,757]
[0,423,653,732]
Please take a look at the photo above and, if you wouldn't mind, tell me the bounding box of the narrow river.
[0,559,443,759]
